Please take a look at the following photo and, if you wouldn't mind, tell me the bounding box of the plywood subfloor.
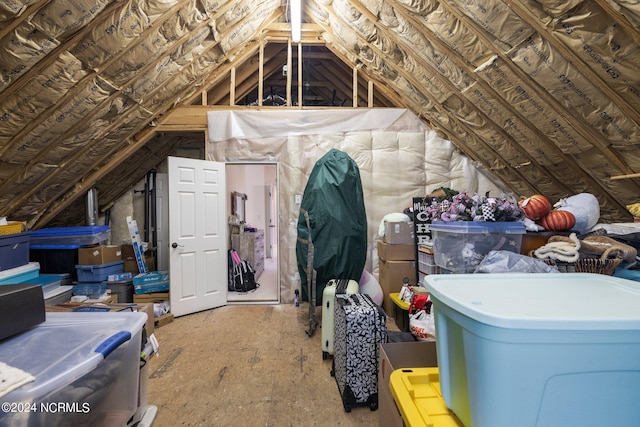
[146,303,396,426]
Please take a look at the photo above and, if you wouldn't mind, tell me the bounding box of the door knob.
[171,242,183,248]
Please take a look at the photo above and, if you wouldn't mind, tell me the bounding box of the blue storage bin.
[72,282,108,296]
[0,232,31,271]
[75,261,124,283]
[30,226,110,246]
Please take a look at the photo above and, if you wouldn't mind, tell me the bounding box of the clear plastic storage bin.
[0,311,147,427]
[429,221,525,273]
[30,226,110,246]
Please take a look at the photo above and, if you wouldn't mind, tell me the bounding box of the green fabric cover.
[296,149,368,305]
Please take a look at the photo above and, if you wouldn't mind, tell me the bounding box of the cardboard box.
[155,313,174,329]
[124,256,156,273]
[45,302,155,336]
[78,245,122,265]
[379,259,417,315]
[133,292,169,303]
[383,221,415,245]
[377,240,415,261]
[379,341,438,427]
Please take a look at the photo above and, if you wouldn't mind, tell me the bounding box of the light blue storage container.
[424,273,640,427]
[0,262,40,285]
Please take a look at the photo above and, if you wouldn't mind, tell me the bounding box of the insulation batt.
[206,109,509,303]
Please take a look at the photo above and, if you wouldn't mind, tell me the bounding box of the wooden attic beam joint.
[592,0,640,45]
[180,9,287,106]
[416,0,640,195]
[33,126,160,228]
[259,35,265,107]
[335,0,573,195]
[610,172,640,180]
[263,23,324,41]
[151,7,285,108]
[372,12,576,196]
[220,44,288,105]
[352,65,358,107]
[313,7,535,193]
[287,39,292,107]
[230,67,236,106]
[368,80,374,107]
[1,0,216,196]
[1,0,198,157]
[0,0,49,40]
[1,90,128,212]
[8,0,259,216]
[501,0,640,128]
[298,42,303,107]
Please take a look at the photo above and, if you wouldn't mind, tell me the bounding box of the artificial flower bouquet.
[423,191,525,222]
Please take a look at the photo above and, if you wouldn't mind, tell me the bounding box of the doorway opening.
[226,162,279,304]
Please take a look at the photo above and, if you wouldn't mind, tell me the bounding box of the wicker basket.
[548,257,622,276]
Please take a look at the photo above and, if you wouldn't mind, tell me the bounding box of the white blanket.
[0,361,35,398]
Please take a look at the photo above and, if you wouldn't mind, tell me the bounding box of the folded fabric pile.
[533,233,581,262]
[0,361,35,398]
[533,233,637,264]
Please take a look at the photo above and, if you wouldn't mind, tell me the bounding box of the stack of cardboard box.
[377,221,417,316]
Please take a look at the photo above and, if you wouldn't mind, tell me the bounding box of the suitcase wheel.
[369,402,378,411]
[322,351,329,360]
[343,402,351,413]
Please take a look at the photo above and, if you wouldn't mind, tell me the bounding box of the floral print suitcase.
[331,292,387,412]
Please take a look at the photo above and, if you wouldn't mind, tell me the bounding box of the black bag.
[227,249,236,291]
[232,260,258,292]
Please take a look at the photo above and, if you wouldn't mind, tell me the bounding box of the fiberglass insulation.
[207,109,508,303]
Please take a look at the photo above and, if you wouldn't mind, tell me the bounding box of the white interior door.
[168,156,227,317]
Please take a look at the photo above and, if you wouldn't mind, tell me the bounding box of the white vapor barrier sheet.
[207,109,509,303]
[207,109,422,141]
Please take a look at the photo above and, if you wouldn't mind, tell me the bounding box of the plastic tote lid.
[424,273,640,330]
[429,220,526,234]
[0,311,146,401]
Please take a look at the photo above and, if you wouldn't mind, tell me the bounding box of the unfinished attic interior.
[2,0,640,426]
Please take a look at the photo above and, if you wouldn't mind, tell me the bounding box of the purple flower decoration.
[425,191,524,222]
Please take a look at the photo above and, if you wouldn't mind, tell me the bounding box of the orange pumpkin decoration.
[518,194,552,220]
[537,210,576,231]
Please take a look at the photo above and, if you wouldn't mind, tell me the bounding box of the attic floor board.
[146,303,397,426]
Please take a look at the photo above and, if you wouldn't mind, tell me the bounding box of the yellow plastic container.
[389,292,410,331]
[0,221,26,235]
[390,367,464,427]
